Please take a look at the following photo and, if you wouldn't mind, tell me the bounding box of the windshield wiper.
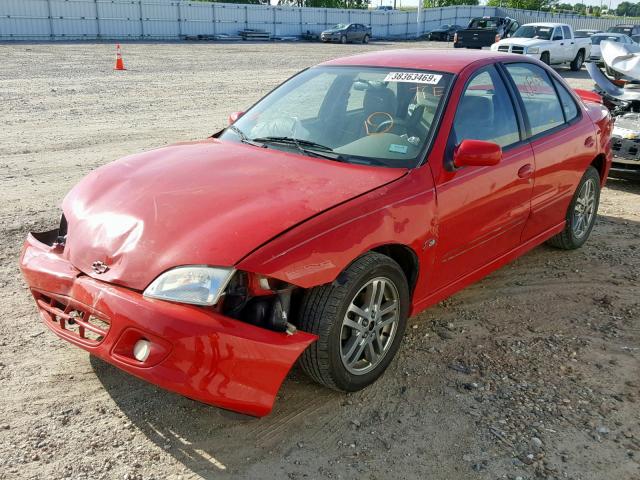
[227,125,265,148]
[251,136,346,162]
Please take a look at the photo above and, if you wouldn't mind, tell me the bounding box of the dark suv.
[321,23,372,44]
[607,24,640,36]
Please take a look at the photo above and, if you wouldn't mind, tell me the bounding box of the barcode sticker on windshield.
[384,72,443,84]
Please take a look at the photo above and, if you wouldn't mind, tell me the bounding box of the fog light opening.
[133,339,151,362]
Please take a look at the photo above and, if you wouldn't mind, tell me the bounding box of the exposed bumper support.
[19,231,317,417]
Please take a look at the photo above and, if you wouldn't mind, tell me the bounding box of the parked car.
[425,24,464,41]
[20,49,612,417]
[588,33,634,65]
[453,16,519,49]
[491,23,591,71]
[607,24,640,37]
[321,23,371,44]
[375,5,393,11]
[575,28,603,38]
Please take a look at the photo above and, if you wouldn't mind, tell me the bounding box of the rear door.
[431,65,535,290]
[562,25,576,61]
[502,62,597,241]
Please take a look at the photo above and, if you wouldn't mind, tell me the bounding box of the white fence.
[0,0,632,41]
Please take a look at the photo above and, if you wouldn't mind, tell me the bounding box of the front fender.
[237,168,437,291]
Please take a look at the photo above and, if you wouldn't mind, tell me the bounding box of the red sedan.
[20,49,612,416]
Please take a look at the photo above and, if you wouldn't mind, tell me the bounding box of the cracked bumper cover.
[19,231,317,417]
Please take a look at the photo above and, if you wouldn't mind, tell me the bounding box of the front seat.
[362,87,397,135]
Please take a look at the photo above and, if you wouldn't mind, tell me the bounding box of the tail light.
[495,34,502,42]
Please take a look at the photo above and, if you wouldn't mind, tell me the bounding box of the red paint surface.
[20,50,613,415]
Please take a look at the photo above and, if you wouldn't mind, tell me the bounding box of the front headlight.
[143,266,235,306]
[527,47,539,54]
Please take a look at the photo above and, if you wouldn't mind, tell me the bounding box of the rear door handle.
[518,164,534,179]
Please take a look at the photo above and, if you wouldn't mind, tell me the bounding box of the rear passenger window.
[553,78,579,122]
[504,63,565,136]
[562,26,572,39]
[452,66,520,148]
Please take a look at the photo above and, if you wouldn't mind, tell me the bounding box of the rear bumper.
[19,231,316,417]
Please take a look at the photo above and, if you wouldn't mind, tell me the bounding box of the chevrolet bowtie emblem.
[91,260,109,274]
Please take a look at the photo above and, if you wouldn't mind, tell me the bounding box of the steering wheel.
[365,112,394,135]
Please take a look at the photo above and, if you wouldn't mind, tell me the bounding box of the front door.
[430,65,535,291]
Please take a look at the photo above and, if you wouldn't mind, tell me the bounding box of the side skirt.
[410,221,566,316]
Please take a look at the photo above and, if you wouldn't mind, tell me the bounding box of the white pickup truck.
[491,23,591,71]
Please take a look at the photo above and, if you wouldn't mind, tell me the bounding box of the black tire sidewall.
[541,52,550,65]
[325,260,409,391]
[565,167,601,248]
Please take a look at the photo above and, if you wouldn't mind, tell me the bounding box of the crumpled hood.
[62,139,406,290]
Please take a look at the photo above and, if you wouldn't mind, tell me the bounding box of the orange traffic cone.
[114,44,126,71]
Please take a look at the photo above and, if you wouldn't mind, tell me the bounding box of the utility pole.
[416,0,422,37]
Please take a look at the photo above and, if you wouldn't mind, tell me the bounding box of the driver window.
[552,28,563,40]
[452,67,520,148]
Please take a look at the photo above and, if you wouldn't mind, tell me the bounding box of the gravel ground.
[0,41,639,480]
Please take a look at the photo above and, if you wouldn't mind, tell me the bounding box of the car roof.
[320,49,526,74]
[594,32,626,36]
[522,22,567,28]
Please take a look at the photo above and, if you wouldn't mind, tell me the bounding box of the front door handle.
[585,136,595,148]
[518,164,534,179]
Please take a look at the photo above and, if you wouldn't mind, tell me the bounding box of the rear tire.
[547,166,601,250]
[570,50,584,71]
[541,52,550,65]
[298,252,409,392]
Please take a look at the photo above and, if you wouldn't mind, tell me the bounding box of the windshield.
[592,35,622,45]
[513,25,554,40]
[575,30,597,38]
[220,66,453,168]
[468,18,499,29]
[608,26,632,35]
[331,24,347,30]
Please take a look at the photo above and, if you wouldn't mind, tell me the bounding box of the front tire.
[340,35,347,44]
[362,34,369,44]
[298,252,409,392]
[570,50,584,71]
[541,51,550,65]
[547,166,601,250]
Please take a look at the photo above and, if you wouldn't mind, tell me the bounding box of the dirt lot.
[1,41,639,480]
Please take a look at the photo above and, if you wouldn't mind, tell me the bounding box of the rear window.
[592,35,623,44]
[468,18,499,29]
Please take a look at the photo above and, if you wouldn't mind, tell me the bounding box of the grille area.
[511,46,525,54]
[34,292,110,345]
[498,45,509,52]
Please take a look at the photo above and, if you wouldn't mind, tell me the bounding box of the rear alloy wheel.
[340,35,347,44]
[547,166,601,250]
[363,34,369,44]
[541,52,550,65]
[298,252,409,391]
[570,50,584,71]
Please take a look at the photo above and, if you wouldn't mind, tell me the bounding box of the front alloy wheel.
[341,277,400,375]
[299,252,409,391]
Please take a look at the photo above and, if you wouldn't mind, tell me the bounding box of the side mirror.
[227,111,244,125]
[453,140,502,168]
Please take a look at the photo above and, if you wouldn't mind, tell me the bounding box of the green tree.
[423,0,478,7]
[487,0,556,11]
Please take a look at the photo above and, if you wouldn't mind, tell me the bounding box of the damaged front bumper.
[19,230,317,417]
